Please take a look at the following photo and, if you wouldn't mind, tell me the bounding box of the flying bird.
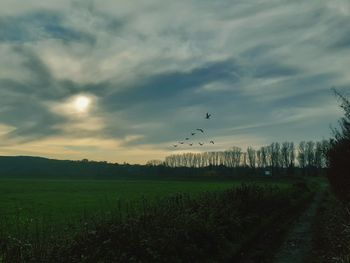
[185,138,189,140]
[179,142,184,144]
[173,145,178,147]
[191,132,196,136]
[189,143,193,146]
[199,142,204,146]
[205,112,211,119]
[196,129,204,133]
[210,141,214,144]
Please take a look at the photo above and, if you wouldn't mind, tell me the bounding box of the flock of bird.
[172,113,215,148]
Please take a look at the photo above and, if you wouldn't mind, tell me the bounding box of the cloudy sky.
[0,0,349,163]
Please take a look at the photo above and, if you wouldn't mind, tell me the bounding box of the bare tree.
[314,141,323,169]
[241,152,247,167]
[305,141,315,168]
[289,142,295,168]
[281,142,290,168]
[269,142,281,173]
[260,146,268,168]
[298,141,306,173]
[247,146,256,168]
[146,160,164,166]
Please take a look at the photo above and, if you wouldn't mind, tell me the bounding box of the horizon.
[0,137,331,165]
[0,1,349,163]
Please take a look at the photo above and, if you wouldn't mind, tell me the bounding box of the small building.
[264,170,271,176]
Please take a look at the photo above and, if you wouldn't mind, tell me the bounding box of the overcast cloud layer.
[0,0,349,163]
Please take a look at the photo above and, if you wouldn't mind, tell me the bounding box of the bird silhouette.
[199,142,204,146]
[173,145,178,147]
[185,138,189,140]
[210,140,214,144]
[189,143,193,146]
[179,142,184,144]
[205,112,211,119]
[196,128,204,133]
[191,132,196,136]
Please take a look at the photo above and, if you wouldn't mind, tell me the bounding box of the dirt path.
[273,188,325,263]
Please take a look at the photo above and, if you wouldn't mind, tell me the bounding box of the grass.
[0,176,308,262]
[0,177,291,227]
[1,181,312,263]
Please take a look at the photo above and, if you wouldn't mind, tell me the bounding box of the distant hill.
[0,156,242,179]
[0,156,146,179]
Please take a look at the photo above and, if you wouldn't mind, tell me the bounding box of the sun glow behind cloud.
[74,96,91,113]
[50,94,95,117]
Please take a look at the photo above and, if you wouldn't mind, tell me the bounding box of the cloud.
[0,0,349,162]
[0,11,95,44]
[104,59,241,109]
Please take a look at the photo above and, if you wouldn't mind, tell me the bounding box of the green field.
[0,176,313,262]
[0,177,292,227]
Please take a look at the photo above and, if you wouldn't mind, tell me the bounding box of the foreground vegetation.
[0,180,313,263]
[309,90,350,262]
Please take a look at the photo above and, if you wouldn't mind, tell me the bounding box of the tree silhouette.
[247,146,256,169]
[327,89,350,202]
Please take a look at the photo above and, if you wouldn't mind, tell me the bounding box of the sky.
[0,0,349,163]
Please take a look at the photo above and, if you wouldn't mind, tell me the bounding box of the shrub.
[327,89,350,203]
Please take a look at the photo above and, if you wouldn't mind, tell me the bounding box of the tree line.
[148,140,330,175]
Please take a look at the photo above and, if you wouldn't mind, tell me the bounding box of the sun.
[73,96,91,113]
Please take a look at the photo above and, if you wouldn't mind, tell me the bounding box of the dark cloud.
[269,88,332,109]
[0,47,95,141]
[330,32,350,49]
[105,59,241,110]
[0,11,95,44]
[240,45,276,59]
[0,47,60,98]
[0,89,65,142]
[252,62,300,79]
